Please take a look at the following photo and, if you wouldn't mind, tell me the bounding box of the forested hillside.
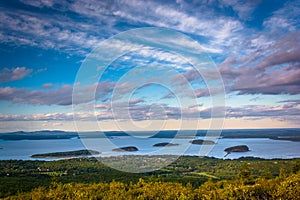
[1,156,300,199]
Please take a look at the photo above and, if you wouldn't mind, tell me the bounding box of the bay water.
[1,136,300,160]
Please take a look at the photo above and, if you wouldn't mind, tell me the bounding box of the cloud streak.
[219,31,300,95]
[0,0,245,55]
[0,67,32,83]
[1,101,299,122]
[0,81,114,106]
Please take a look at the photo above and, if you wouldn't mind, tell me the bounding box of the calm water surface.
[1,137,300,160]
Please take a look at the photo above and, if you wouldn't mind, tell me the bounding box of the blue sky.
[0,0,299,132]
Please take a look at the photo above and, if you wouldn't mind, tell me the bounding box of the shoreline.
[1,128,300,141]
[1,154,300,162]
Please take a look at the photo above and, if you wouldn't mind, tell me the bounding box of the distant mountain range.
[0,129,300,141]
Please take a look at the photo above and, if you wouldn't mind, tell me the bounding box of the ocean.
[1,130,300,160]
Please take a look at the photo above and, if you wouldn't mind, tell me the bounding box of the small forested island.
[31,150,100,158]
[190,139,215,145]
[225,145,250,153]
[153,142,179,147]
[112,146,138,152]
[224,145,250,157]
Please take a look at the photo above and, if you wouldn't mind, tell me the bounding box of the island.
[224,145,250,157]
[189,139,215,145]
[31,150,100,158]
[153,142,179,147]
[112,146,139,152]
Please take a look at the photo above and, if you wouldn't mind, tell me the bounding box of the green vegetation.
[5,173,300,200]
[1,156,300,199]
[31,150,100,158]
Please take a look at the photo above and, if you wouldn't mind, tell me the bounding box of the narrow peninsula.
[31,150,100,158]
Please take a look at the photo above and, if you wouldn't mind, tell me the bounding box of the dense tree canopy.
[1,156,300,199]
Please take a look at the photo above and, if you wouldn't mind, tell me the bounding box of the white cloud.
[113,0,244,46]
[263,1,300,32]
[20,0,58,8]
[218,0,258,20]
[0,81,114,106]
[0,6,105,55]
[0,67,32,83]
[1,100,299,122]
[0,0,247,56]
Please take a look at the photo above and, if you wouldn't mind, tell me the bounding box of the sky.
[0,0,299,132]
